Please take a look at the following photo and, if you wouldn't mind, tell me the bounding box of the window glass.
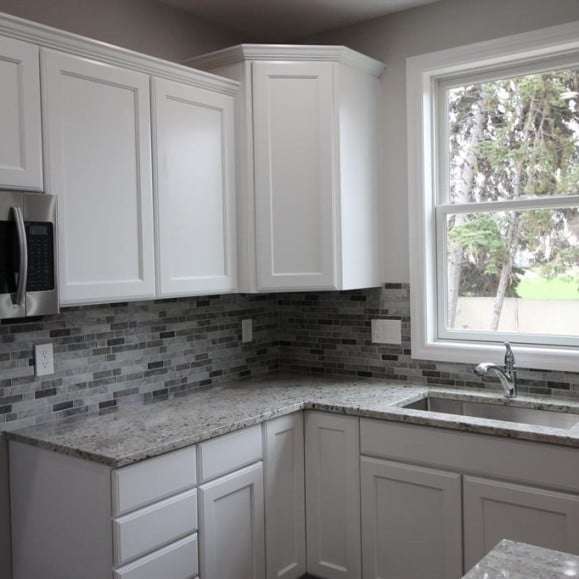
[446,68,579,205]
[445,208,579,336]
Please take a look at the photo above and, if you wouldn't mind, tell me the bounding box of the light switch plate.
[35,343,55,376]
[371,319,402,345]
[242,319,253,343]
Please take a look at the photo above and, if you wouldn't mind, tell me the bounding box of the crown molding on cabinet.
[185,43,386,77]
[0,11,239,96]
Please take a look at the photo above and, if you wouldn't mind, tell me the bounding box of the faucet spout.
[474,343,517,398]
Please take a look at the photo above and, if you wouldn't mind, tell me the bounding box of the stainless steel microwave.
[0,192,58,319]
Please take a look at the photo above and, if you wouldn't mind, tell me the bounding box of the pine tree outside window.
[407,22,579,371]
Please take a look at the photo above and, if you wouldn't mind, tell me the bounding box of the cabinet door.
[264,413,306,579]
[361,457,462,579]
[305,411,360,579]
[152,78,236,297]
[253,61,337,291]
[464,475,579,570]
[199,462,265,579]
[42,49,155,304]
[0,35,42,190]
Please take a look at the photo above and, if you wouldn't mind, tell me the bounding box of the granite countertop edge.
[462,539,579,578]
[6,374,579,468]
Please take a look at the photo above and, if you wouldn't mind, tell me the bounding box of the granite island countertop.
[6,373,579,467]
[463,539,579,578]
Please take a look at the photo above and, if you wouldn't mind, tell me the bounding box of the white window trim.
[406,20,579,372]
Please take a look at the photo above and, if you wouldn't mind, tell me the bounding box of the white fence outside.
[454,297,579,334]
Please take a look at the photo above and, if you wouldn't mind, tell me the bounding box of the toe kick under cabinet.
[9,413,306,579]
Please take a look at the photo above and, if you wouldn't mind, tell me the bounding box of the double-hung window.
[407,21,579,371]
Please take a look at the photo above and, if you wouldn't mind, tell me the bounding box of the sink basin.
[403,395,579,430]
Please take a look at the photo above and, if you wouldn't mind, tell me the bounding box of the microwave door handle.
[11,207,28,308]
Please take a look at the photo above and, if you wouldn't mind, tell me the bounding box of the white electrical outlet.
[35,343,55,376]
[242,319,253,343]
[371,319,402,345]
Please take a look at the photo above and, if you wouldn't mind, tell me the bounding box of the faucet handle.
[504,342,515,370]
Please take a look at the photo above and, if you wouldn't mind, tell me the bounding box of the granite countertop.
[463,539,579,578]
[7,373,579,468]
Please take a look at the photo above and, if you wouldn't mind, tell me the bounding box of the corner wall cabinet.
[187,45,385,293]
[0,34,43,190]
[0,13,239,306]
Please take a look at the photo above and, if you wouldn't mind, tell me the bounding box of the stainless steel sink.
[403,395,579,430]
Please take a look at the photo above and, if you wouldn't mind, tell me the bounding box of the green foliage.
[447,67,579,306]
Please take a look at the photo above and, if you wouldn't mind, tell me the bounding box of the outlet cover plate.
[35,343,55,376]
[371,319,402,345]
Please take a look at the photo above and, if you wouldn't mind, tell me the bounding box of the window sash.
[435,197,579,347]
[434,57,579,349]
[436,55,579,206]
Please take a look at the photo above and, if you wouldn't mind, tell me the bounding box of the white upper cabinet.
[187,45,385,293]
[152,78,237,297]
[253,61,336,291]
[42,49,156,305]
[0,35,43,190]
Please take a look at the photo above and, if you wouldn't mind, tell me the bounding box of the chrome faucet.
[475,342,517,398]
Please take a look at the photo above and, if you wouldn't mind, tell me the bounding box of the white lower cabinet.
[361,418,579,577]
[305,411,361,579]
[12,410,579,579]
[360,457,462,579]
[463,475,579,570]
[114,534,199,579]
[9,441,200,579]
[264,414,306,579]
[199,462,265,579]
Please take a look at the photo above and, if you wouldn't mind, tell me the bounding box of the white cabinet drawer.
[114,533,198,579]
[114,489,197,566]
[198,425,262,482]
[112,445,197,516]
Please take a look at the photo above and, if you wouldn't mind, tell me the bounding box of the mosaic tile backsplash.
[2,284,579,431]
[0,294,279,431]
[278,284,579,397]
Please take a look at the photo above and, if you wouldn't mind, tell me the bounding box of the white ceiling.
[161,0,440,41]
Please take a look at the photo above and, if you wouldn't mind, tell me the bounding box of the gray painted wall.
[0,0,239,61]
[305,0,579,281]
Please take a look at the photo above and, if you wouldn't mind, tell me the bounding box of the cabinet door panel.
[114,534,198,579]
[199,462,265,579]
[0,35,42,190]
[42,49,155,304]
[264,413,306,579]
[152,78,236,296]
[361,457,462,579]
[253,61,337,291]
[464,476,579,570]
[305,411,360,579]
